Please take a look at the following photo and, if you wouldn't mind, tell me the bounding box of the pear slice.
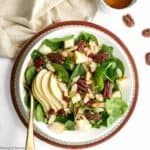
[49,74,67,108]
[41,71,62,111]
[32,79,50,116]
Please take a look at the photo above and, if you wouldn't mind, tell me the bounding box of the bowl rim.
[10,20,139,149]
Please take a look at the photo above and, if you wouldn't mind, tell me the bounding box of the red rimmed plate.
[10,21,138,148]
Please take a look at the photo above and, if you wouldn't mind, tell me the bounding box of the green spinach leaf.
[68,64,85,87]
[25,66,37,85]
[65,120,75,130]
[35,104,45,122]
[76,32,98,45]
[51,63,69,83]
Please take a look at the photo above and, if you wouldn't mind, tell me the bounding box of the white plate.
[11,21,138,148]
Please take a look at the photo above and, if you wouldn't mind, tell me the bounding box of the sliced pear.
[49,74,67,108]
[32,79,50,116]
[41,71,62,111]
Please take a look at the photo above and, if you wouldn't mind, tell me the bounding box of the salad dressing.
[104,0,133,9]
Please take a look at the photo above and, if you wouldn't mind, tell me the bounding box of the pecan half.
[85,112,101,121]
[122,14,135,27]
[77,40,87,51]
[90,51,110,63]
[142,28,150,38]
[47,53,65,64]
[145,52,150,65]
[103,80,112,99]
[77,78,89,94]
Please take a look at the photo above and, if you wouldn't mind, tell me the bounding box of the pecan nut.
[90,51,110,63]
[85,112,101,121]
[145,52,150,65]
[122,14,135,27]
[103,80,112,99]
[142,28,150,37]
[77,78,89,94]
[47,53,64,64]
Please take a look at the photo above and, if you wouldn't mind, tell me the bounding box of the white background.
[0,0,150,149]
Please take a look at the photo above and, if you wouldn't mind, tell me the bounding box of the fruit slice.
[49,74,67,108]
[32,79,50,116]
[41,71,62,111]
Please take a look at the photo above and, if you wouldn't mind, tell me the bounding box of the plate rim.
[10,21,139,149]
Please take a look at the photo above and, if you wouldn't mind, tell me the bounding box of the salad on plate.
[24,32,128,133]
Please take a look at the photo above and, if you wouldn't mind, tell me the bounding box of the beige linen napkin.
[0,0,98,58]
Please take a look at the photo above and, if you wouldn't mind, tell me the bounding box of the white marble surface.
[0,0,150,149]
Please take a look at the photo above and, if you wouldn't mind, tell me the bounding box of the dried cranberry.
[77,40,87,51]
[63,96,69,102]
[57,109,65,115]
[34,57,43,68]
[48,109,55,116]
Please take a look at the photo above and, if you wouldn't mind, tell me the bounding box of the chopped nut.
[96,94,104,101]
[72,93,81,104]
[89,61,97,72]
[92,102,105,108]
[86,71,91,81]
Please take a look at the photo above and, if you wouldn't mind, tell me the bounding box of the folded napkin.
[0,0,98,58]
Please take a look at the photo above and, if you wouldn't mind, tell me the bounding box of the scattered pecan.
[48,108,55,116]
[47,53,65,64]
[85,112,101,121]
[34,57,43,68]
[145,52,150,65]
[103,80,112,99]
[77,78,89,94]
[142,28,150,37]
[77,40,87,51]
[122,14,135,27]
[90,51,110,63]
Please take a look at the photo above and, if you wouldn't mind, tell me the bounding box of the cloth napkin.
[0,0,98,58]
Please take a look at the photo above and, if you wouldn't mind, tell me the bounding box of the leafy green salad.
[24,32,128,132]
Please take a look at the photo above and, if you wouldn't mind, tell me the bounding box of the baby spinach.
[35,104,45,122]
[63,57,74,71]
[24,92,30,109]
[25,66,37,85]
[105,98,128,126]
[68,64,85,87]
[55,113,74,124]
[93,65,105,92]
[31,50,43,60]
[76,32,98,45]
[65,120,75,130]
[51,63,69,83]
[44,35,74,51]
